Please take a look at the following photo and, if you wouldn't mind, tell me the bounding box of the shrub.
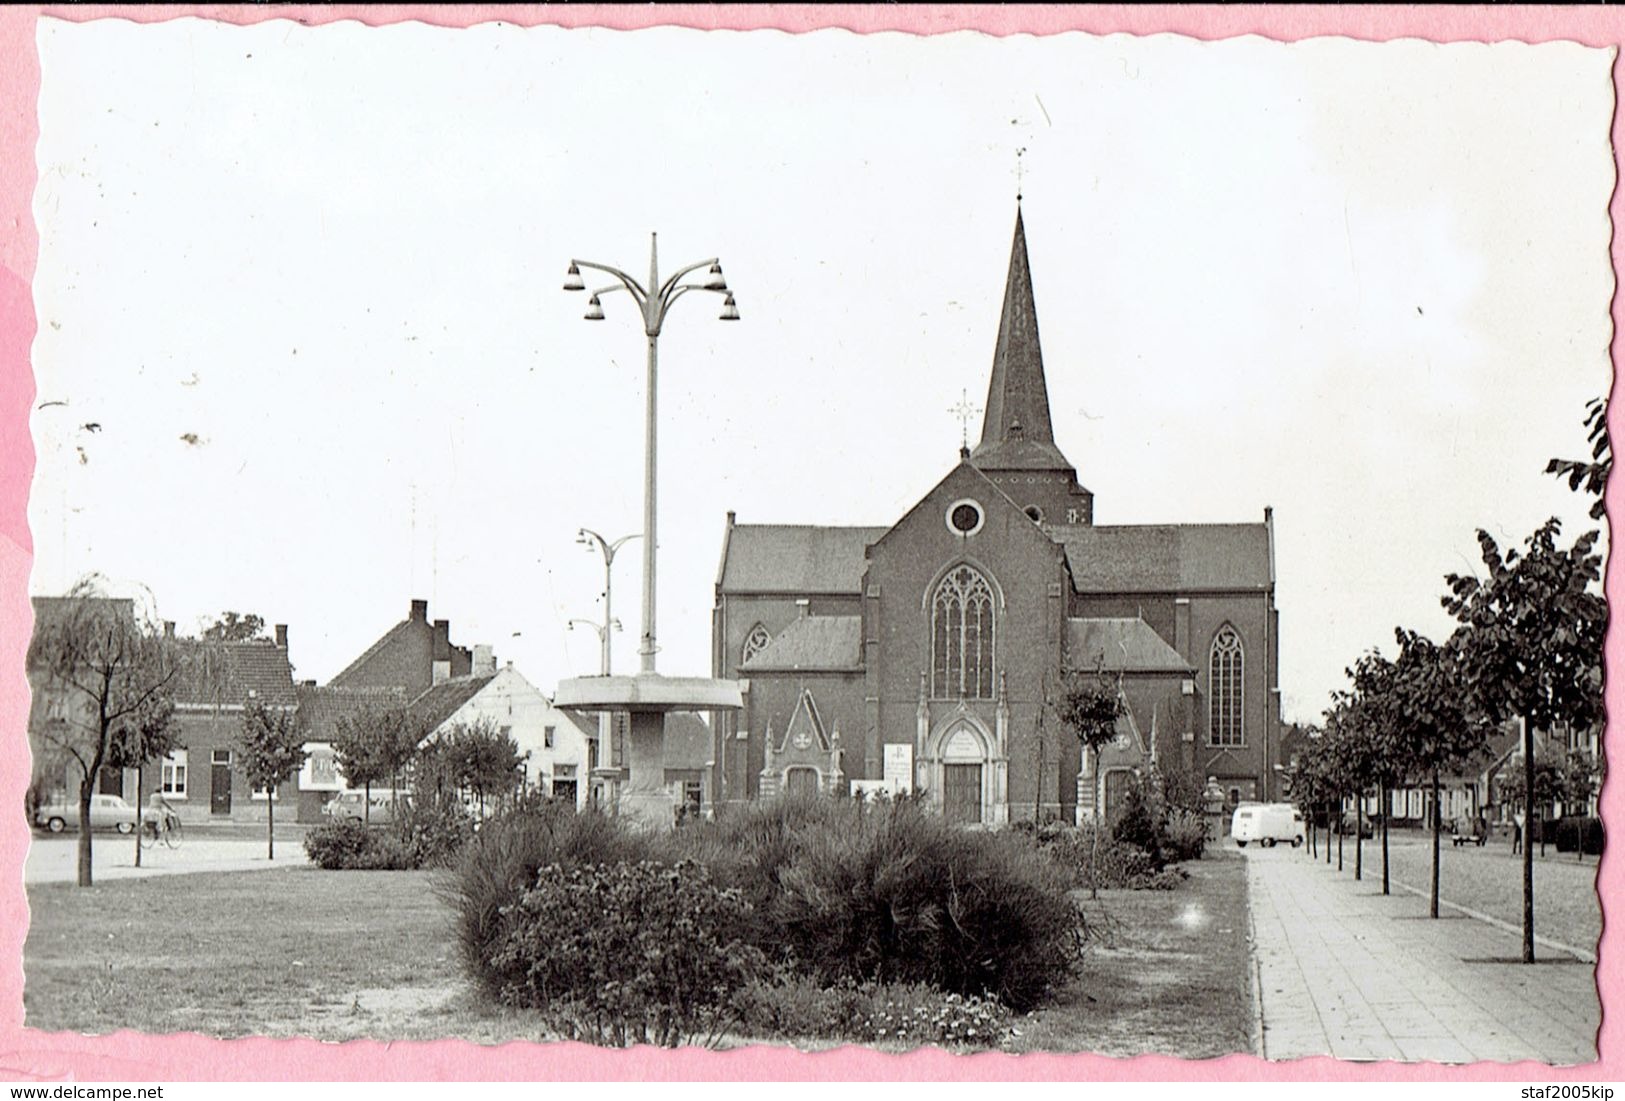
[733,972,1014,1049]
[1109,781,1166,869]
[1040,824,1186,890]
[678,795,1084,1012]
[441,803,658,998]
[448,795,1085,1016]
[489,860,766,1048]
[302,819,414,870]
[1554,816,1604,856]
[393,797,476,869]
[1163,809,1209,863]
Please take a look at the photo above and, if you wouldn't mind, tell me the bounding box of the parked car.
[34,794,138,834]
[1337,812,1376,839]
[322,789,410,825]
[1232,802,1304,848]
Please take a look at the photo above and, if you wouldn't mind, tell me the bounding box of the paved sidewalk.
[25,835,311,885]
[1246,845,1598,1064]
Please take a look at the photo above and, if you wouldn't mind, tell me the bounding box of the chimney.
[432,619,451,660]
[473,644,495,676]
[274,623,288,649]
[163,620,175,638]
[796,598,810,618]
[410,599,428,622]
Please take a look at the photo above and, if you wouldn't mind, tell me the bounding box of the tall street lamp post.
[555,234,744,828]
[564,237,737,674]
[570,527,639,787]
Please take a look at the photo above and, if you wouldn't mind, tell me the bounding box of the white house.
[407,661,594,808]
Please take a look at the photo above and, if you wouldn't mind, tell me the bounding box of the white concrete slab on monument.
[556,674,742,829]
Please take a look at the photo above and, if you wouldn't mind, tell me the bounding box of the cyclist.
[144,790,178,841]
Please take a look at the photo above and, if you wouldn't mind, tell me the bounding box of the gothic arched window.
[741,623,772,666]
[1208,626,1245,747]
[931,564,995,699]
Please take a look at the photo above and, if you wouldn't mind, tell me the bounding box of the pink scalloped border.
[0,3,1619,1083]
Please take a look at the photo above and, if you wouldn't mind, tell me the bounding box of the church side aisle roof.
[718,525,889,595]
[742,615,864,673]
[1066,617,1193,674]
[1055,523,1271,593]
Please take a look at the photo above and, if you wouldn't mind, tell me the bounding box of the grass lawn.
[26,854,1257,1055]
[24,867,547,1043]
[1007,851,1255,1058]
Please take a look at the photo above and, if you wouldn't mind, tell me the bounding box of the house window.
[160,750,188,798]
[1208,626,1245,747]
[544,725,555,749]
[742,623,772,665]
[931,564,995,699]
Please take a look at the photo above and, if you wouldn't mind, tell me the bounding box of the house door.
[943,764,983,824]
[211,750,233,815]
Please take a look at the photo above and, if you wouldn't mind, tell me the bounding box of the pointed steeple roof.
[971,207,1074,472]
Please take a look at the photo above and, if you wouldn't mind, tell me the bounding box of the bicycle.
[140,812,183,850]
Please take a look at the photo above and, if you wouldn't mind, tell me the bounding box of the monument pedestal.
[556,674,743,831]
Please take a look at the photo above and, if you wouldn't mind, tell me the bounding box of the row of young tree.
[1290,400,1608,963]
[27,585,525,887]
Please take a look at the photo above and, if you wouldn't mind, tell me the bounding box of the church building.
[710,210,1281,825]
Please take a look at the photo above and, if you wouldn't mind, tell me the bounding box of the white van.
[1231,802,1304,848]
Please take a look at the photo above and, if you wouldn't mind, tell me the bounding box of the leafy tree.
[105,689,178,869]
[1391,629,1487,917]
[420,718,524,816]
[333,705,424,823]
[27,580,183,886]
[1053,667,1125,899]
[1341,650,1408,894]
[1444,518,1605,962]
[201,611,267,643]
[240,697,309,859]
[1545,397,1609,521]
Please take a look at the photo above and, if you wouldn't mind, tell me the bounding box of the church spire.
[971,206,1071,471]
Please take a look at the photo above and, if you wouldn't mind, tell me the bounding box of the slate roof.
[1066,618,1192,674]
[742,616,864,672]
[971,208,1074,473]
[407,673,497,732]
[718,525,887,595]
[172,639,298,707]
[295,684,408,740]
[1054,523,1271,593]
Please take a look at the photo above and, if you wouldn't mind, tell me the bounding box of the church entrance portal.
[944,764,983,823]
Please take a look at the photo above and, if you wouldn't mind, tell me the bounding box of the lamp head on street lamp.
[704,263,728,291]
[719,293,740,322]
[584,295,606,321]
[563,263,586,292]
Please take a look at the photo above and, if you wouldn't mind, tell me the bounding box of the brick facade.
[712,210,1282,825]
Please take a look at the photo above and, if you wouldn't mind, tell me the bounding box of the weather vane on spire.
[1015,146,1026,202]
[949,388,982,454]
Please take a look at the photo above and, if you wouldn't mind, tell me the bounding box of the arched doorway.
[940,723,986,824]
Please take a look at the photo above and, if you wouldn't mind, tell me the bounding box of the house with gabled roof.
[404,664,593,809]
[712,209,1282,826]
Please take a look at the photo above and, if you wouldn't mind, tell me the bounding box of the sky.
[27,20,1615,723]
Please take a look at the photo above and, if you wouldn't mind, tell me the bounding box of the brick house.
[160,624,299,823]
[711,209,1282,826]
[329,598,473,695]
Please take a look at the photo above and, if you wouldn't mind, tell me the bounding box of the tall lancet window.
[931,565,995,699]
[1208,626,1245,747]
[741,624,772,666]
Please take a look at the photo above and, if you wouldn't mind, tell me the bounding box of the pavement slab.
[1244,844,1598,1065]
